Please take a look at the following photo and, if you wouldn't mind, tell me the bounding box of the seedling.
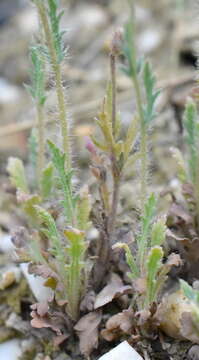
[7,0,90,322]
[114,194,175,310]
[171,99,199,233]
[122,3,160,211]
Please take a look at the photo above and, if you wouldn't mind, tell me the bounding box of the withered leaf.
[11,226,30,248]
[28,264,57,278]
[30,303,62,335]
[156,290,191,339]
[135,309,151,326]
[80,290,96,312]
[53,334,69,347]
[74,311,102,356]
[31,302,49,317]
[94,273,131,309]
[181,312,199,344]
[166,253,181,266]
[101,309,134,342]
[169,203,193,224]
[166,253,182,267]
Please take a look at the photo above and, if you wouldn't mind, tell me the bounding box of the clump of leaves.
[87,30,140,289]
[115,194,181,312]
[6,0,184,356]
[10,141,91,322]
[7,0,90,324]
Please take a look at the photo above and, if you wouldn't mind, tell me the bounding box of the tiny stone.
[98,341,143,360]
[0,339,22,360]
[20,263,54,303]
[188,345,199,360]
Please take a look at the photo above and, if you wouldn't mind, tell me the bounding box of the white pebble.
[0,339,22,360]
[0,78,21,105]
[20,263,54,303]
[98,341,143,360]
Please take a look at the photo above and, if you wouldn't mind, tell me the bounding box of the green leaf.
[47,140,75,224]
[123,115,139,161]
[143,61,160,125]
[180,279,197,303]
[34,205,64,260]
[183,100,198,183]
[64,227,87,320]
[7,157,29,193]
[47,0,67,64]
[137,193,157,269]
[146,246,163,305]
[26,46,46,106]
[28,129,38,175]
[114,243,139,279]
[23,194,41,221]
[122,22,137,79]
[151,217,166,247]
[76,186,91,231]
[41,163,54,199]
[170,147,187,183]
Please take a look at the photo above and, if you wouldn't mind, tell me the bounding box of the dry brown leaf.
[28,264,58,280]
[53,334,69,347]
[166,253,182,267]
[135,309,151,326]
[156,290,192,339]
[30,303,62,335]
[74,311,102,356]
[11,226,30,248]
[101,309,134,341]
[80,290,96,312]
[31,302,49,317]
[169,203,193,224]
[181,312,199,344]
[94,273,131,309]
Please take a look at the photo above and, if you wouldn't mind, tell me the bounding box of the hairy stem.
[68,257,81,321]
[35,0,71,170]
[108,175,120,235]
[194,172,199,233]
[108,53,121,236]
[36,103,45,184]
[129,2,148,212]
[110,53,117,136]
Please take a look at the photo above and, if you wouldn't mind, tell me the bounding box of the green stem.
[68,257,81,321]
[110,53,117,136]
[35,0,71,171]
[36,103,45,184]
[108,52,121,236]
[129,2,148,212]
[194,176,199,233]
[108,175,120,235]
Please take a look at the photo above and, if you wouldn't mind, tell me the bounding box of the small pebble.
[0,78,21,105]
[188,345,199,360]
[20,263,54,303]
[0,339,22,360]
[98,341,143,360]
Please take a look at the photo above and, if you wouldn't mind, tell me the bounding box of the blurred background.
[0,0,197,183]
